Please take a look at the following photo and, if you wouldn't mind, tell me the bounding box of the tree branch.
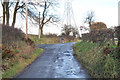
[44,17,52,25]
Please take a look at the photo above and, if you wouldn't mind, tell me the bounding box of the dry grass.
[2,48,44,78]
[2,25,44,78]
[29,34,79,44]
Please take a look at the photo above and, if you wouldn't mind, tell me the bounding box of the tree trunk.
[6,2,9,26]
[2,3,5,26]
[40,1,46,36]
[12,2,19,28]
[89,22,92,32]
[40,26,43,36]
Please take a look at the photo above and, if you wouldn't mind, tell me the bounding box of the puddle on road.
[64,50,73,56]
[64,51,70,53]
[54,49,89,78]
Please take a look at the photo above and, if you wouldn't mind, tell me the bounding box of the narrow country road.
[15,42,90,78]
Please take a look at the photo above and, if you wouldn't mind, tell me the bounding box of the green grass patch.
[73,41,120,78]
[2,48,44,78]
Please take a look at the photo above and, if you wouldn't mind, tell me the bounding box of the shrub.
[82,28,114,45]
[90,22,107,30]
[2,25,35,59]
[2,25,24,46]
[115,26,120,59]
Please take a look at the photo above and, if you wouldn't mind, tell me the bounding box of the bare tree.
[1,1,5,25]
[1,0,37,27]
[40,1,55,35]
[12,0,20,28]
[84,11,95,31]
[11,1,33,28]
[1,0,59,38]
[29,0,59,36]
[1,0,12,26]
[5,2,10,26]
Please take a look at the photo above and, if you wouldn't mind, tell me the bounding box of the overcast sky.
[60,0,119,27]
[0,0,119,35]
[72,0,118,27]
[46,0,119,35]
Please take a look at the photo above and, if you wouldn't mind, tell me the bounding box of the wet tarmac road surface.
[15,42,90,78]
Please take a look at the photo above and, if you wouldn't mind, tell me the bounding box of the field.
[29,34,79,44]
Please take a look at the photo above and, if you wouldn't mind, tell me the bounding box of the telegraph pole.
[26,0,28,40]
[80,26,83,37]
[38,12,41,39]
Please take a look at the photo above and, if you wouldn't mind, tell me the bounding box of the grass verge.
[73,41,120,78]
[2,48,44,78]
